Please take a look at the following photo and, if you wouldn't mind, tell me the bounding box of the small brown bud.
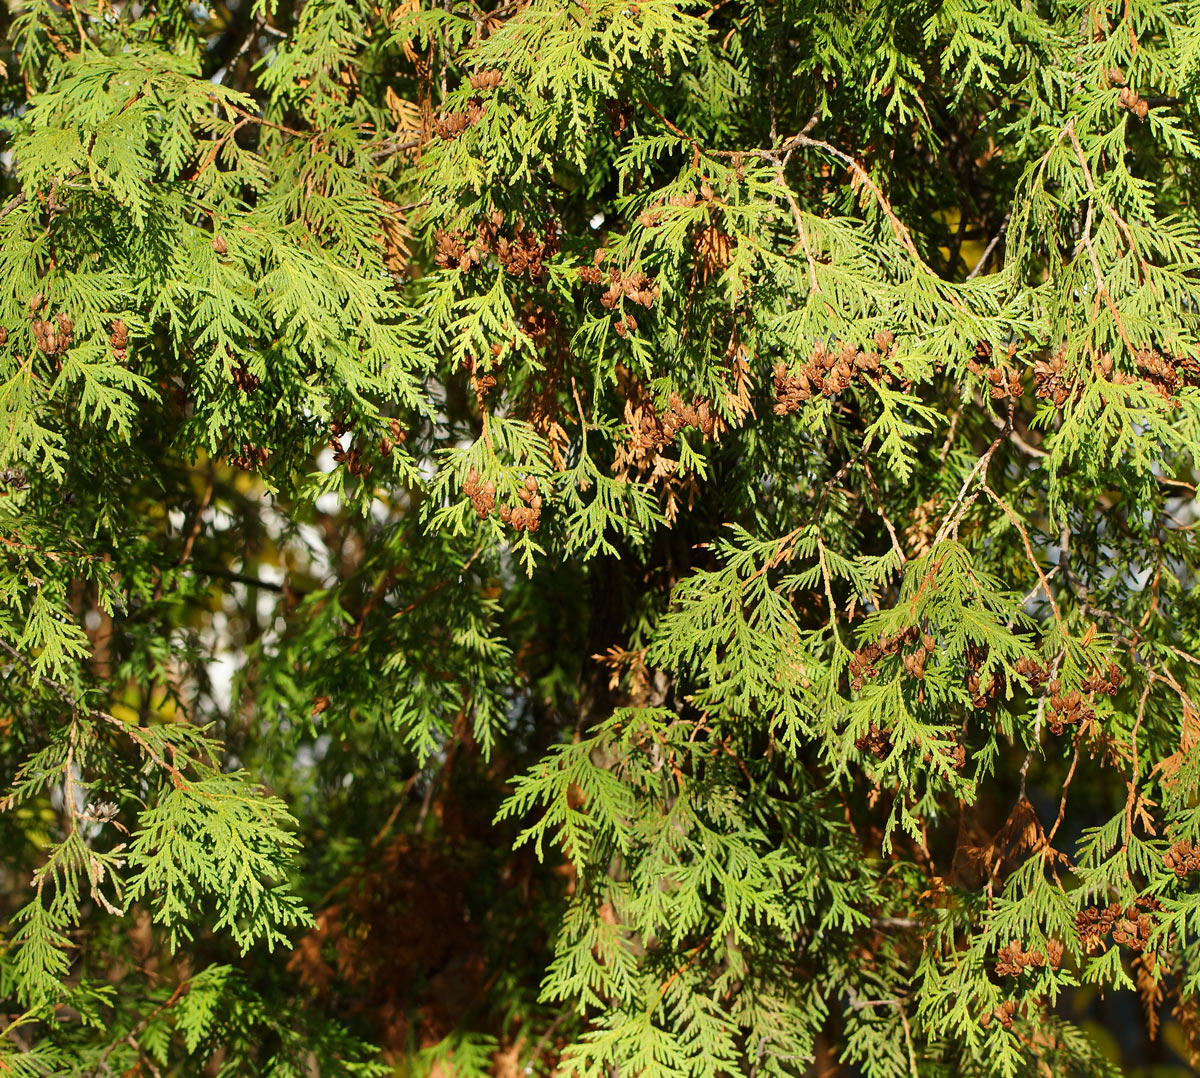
[213,235,228,255]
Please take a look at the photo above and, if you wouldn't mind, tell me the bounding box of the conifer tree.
[4,0,1200,1073]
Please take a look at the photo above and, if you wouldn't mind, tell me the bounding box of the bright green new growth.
[4,0,1200,1073]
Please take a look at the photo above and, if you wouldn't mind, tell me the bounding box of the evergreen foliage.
[3,0,1200,1072]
